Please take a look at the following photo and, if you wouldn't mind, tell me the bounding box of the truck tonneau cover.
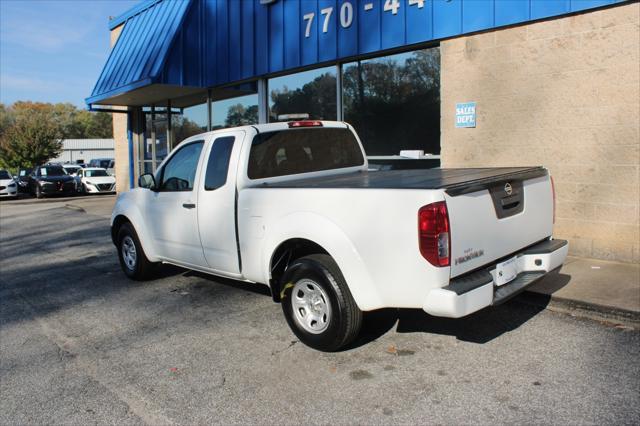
[261,167,547,195]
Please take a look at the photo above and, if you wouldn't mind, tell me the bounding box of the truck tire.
[280,254,362,351]
[116,223,156,280]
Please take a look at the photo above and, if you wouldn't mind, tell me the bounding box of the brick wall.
[440,3,640,263]
[109,24,130,193]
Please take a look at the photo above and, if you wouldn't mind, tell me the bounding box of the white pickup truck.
[111,121,568,351]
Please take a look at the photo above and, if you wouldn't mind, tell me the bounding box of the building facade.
[88,0,639,262]
[50,139,115,165]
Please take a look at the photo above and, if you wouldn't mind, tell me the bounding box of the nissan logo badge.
[504,182,513,196]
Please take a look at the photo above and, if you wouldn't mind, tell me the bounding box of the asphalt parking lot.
[1,195,639,425]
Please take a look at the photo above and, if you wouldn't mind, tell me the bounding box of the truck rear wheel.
[280,254,362,351]
[116,223,156,280]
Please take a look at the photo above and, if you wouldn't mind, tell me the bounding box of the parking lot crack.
[271,340,298,356]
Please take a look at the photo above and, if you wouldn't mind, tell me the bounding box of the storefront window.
[210,94,258,129]
[142,161,153,176]
[139,107,169,177]
[154,113,168,163]
[269,67,336,121]
[143,113,153,161]
[343,48,440,156]
[173,102,207,143]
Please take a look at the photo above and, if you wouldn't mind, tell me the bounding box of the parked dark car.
[16,168,33,193]
[28,165,76,198]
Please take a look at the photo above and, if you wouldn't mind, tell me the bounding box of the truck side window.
[158,141,204,191]
[204,136,235,191]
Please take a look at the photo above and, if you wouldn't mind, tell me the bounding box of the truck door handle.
[182,203,196,209]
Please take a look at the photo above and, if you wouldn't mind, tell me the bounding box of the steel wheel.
[280,254,362,351]
[291,278,332,334]
[121,235,137,271]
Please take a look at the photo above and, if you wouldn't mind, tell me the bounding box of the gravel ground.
[1,195,638,425]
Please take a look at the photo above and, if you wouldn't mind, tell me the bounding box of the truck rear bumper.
[422,239,568,318]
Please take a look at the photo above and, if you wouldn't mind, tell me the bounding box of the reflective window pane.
[343,48,440,156]
[153,113,168,163]
[174,103,207,142]
[138,161,153,178]
[143,114,153,160]
[213,94,258,129]
[269,67,336,122]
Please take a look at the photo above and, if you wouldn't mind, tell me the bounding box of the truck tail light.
[550,176,556,224]
[418,201,450,267]
[288,120,323,128]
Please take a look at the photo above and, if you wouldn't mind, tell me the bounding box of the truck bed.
[261,167,547,195]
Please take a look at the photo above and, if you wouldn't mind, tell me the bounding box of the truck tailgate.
[444,168,554,278]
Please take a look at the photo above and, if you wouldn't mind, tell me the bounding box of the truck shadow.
[184,269,572,348]
[350,273,571,348]
[183,270,272,297]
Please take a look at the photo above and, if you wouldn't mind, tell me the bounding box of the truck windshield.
[248,127,364,179]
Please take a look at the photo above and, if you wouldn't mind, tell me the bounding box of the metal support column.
[131,107,142,186]
[336,64,344,121]
[207,88,213,131]
[150,105,156,172]
[167,99,172,151]
[257,78,269,124]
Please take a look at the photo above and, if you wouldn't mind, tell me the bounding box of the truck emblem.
[455,249,485,265]
[504,182,513,196]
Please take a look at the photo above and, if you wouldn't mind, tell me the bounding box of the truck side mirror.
[139,173,156,190]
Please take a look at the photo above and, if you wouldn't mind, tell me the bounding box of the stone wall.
[109,23,130,193]
[440,3,639,263]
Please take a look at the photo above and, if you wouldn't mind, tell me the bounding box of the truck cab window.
[204,136,235,190]
[158,141,204,191]
[248,127,364,179]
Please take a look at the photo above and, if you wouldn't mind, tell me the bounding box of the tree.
[0,101,114,170]
[224,104,258,127]
[341,49,441,155]
[173,116,205,142]
[269,73,337,120]
[48,103,112,138]
[0,103,14,140]
[0,102,63,169]
[261,49,441,155]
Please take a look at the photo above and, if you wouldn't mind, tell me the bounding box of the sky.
[0,0,139,107]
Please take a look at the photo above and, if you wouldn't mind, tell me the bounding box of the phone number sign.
[302,0,427,37]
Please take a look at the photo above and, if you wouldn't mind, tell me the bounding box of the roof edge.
[108,0,162,30]
[85,77,154,106]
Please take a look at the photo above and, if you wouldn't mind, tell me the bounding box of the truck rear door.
[444,168,554,278]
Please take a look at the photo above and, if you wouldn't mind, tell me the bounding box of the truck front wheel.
[280,254,362,351]
[116,223,156,280]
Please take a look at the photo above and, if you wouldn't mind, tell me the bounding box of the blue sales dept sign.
[456,102,477,128]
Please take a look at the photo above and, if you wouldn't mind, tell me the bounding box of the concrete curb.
[518,291,640,328]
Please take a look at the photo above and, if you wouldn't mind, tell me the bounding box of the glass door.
[139,106,172,178]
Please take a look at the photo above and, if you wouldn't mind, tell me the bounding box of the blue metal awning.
[86,0,194,106]
[88,0,625,108]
